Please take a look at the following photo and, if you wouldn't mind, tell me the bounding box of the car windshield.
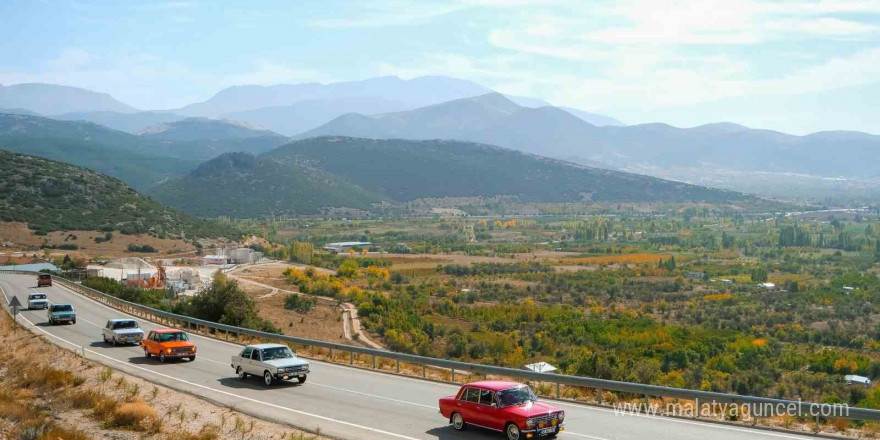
[261,346,294,360]
[497,385,537,407]
[51,305,72,312]
[158,332,188,342]
[113,321,138,329]
[30,294,46,300]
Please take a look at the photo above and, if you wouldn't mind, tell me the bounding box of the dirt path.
[228,261,384,349]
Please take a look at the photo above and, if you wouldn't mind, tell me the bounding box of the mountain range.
[1,77,625,135]
[299,93,880,186]
[149,137,750,218]
[0,113,289,189]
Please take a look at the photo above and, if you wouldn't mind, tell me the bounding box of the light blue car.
[47,302,76,325]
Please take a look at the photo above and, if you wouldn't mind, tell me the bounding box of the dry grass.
[0,300,330,440]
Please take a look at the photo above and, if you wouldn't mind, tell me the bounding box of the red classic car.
[439,380,565,440]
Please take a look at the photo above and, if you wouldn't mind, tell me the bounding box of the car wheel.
[112,337,118,346]
[263,371,274,386]
[189,355,196,362]
[103,334,108,343]
[297,376,307,384]
[159,352,166,363]
[505,423,521,440]
[451,412,466,431]
[71,318,76,325]
[144,348,151,358]
[237,367,247,380]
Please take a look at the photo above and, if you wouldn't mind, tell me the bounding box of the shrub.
[284,294,316,313]
[110,401,159,431]
[127,244,157,253]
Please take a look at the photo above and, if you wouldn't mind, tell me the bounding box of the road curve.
[0,274,818,440]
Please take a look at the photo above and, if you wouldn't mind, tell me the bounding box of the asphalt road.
[0,274,818,440]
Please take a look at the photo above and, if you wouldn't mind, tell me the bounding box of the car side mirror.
[491,403,497,408]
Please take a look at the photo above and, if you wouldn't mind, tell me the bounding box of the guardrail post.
[596,389,602,405]
[451,368,455,383]
[422,365,426,378]
[372,355,376,369]
[396,359,400,373]
[556,382,560,399]
[329,347,333,360]
[310,345,314,357]
[349,350,353,365]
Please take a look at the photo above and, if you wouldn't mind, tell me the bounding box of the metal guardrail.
[5,269,879,423]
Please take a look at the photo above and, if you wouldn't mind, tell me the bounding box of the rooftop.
[246,343,289,350]
[151,328,187,334]
[461,380,523,392]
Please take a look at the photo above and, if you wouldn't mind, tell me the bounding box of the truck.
[231,343,309,386]
[47,303,76,325]
[102,318,145,346]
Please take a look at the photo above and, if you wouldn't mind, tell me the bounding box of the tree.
[337,259,359,278]
[751,267,768,283]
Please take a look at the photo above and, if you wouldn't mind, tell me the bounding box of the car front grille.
[173,348,192,354]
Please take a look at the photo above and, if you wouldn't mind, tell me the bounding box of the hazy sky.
[1,0,878,133]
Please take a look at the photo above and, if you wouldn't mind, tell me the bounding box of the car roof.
[109,318,136,322]
[50,302,72,306]
[463,381,523,392]
[246,343,289,350]
[151,328,186,334]
[28,292,46,296]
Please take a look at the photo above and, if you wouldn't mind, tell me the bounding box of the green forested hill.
[150,152,383,217]
[268,137,745,203]
[152,137,752,218]
[0,137,200,190]
[0,151,239,238]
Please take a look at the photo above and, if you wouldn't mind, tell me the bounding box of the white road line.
[1,284,422,440]
[309,382,436,410]
[564,432,611,440]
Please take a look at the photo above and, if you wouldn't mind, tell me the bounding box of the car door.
[238,347,252,373]
[457,387,481,425]
[144,331,156,354]
[476,389,502,430]
[248,349,263,375]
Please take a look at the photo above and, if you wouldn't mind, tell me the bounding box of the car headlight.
[193,347,197,353]
[526,418,536,428]
[558,411,565,421]
[166,348,172,354]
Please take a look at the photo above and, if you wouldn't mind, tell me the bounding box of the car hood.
[502,401,561,418]
[265,358,309,368]
[113,329,144,336]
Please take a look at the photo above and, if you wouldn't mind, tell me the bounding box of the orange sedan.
[141,329,197,362]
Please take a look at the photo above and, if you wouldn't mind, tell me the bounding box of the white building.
[759,282,776,290]
[203,255,228,265]
[323,241,372,253]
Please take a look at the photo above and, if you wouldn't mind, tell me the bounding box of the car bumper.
[29,303,48,309]
[50,316,74,322]
[275,370,309,380]
[115,336,143,344]
[162,351,195,358]
[523,423,565,437]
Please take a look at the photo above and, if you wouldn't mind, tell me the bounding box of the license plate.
[538,427,556,435]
